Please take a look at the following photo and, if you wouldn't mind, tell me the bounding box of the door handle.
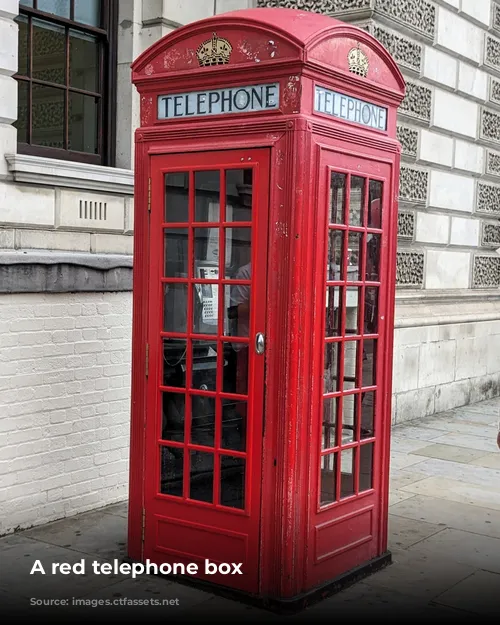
[255,332,265,355]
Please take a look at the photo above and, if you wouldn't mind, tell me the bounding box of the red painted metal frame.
[129,7,405,601]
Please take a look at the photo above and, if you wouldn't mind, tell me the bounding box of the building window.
[14,0,118,166]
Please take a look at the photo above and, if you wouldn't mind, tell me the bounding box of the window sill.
[5,154,134,196]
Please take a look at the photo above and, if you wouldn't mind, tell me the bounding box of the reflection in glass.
[222,399,246,451]
[68,93,98,153]
[330,173,346,225]
[226,169,252,222]
[74,0,101,26]
[220,456,245,509]
[15,82,29,144]
[359,443,374,491]
[160,446,183,497]
[225,284,250,338]
[342,394,357,444]
[347,232,362,281]
[361,392,375,439]
[322,398,338,450]
[223,342,248,395]
[320,453,336,505]
[193,284,218,335]
[343,340,359,391]
[37,0,70,17]
[195,170,219,223]
[189,451,214,503]
[364,287,379,334]
[340,448,355,499]
[225,228,251,278]
[165,172,189,223]
[325,286,341,337]
[161,392,185,442]
[70,31,98,92]
[163,283,187,333]
[191,340,217,392]
[324,342,339,394]
[366,234,381,282]
[345,287,360,334]
[191,395,216,448]
[165,228,188,277]
[32,84,64,148]
[362,339,377,388]
[33,20,65,84]
[194,228,219,274]
[349,176,365,227]
[327,231,343,281]
[162,339,187,388]
[368,180,383,229]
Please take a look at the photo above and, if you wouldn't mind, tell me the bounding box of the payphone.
[129,7,405,610]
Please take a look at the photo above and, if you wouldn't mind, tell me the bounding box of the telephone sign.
[314,85,388,131]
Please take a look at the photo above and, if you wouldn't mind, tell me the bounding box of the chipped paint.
[144,64,154,76]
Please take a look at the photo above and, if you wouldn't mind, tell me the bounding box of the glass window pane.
[223,340,248,395]
[345,287,361,335]
[340,448,355,499]
[330,173,346,225]
[161,392,184,442]
[194,228,219,274]
[368,180,383,229]
[361,391,375,439]
[366,234,381,281]
[344,340,360,391]
[222,399,246,451]
[324,342,339,394]
[225,228,251,279]
[193,283,218,335]
[364,287,379,334]
[15,81,29,143]
[327,231,343,281]
[160,446,183,497]
[33,19,65,84]
[225,284,250,339]
[359,443,374,491]
[165,172,188,223]
[20,0,34,6]
[163,283,187,334]
[195,170,219,223]
[322,397,339,450]
[220,455,245,509]
[347,232,362,281]
[190,395,215,448]
[70,30,98,92]
[191,340,217,392]
[68,92,97,153]
[32,84,64,148]
[362,339,377,388]
[325,286,341,337]
[17,16,29,77]
[162,339,187,388]
[74,0,101,26]
[37,0,70,18]
[342,394,357,444]
[226,169,252,222]
[189,451,214,503]
[320,453,336,506]
[349,176,365,227]
[165,228,188,278]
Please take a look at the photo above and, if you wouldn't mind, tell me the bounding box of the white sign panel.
[314,86,387,131]
[158,83,280,120]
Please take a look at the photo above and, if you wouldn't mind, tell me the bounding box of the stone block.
[457,62,488,101]
[0,18,17,75]
[16,229,91,253]
[418,340,456,387]
[393,325,440,347]
[436,7,483,64]
[432,89,478,138]
[216,0,253,12]
[487,337,500,374]
[429,170,475,212]
[449,216,480,246]
[56,189,125,232]
[395,387,435,425]
[425,250,471,289]
[454,139,484,174]
[152,0,214,25]
[91,234,133,255]
[460,0,492,27]
[422,47,457,89]
[392,344,420,393]
[0,183,55,226]
[0,228,14,248]
[0,74,17,125]
[416,212,449,244]
[124,197,134,234]
[418,129,454,167]
[455,336,489,380]
[0,124,16,176]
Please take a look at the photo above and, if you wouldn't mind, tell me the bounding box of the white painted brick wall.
[0,291,132,535]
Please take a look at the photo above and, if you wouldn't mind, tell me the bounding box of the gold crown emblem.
[348,43,369,78]
[196,32,232,67]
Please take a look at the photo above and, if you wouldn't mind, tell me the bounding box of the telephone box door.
[144,148,269,593]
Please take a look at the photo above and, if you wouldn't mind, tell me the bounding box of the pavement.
[1,396,500,621]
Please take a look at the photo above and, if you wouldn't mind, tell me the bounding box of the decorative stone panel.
[485,35,500,73]
[397,125,418,158]
[399,82,432,123]
[486,150,500,177]
[476,181,500,217]
[489,79,500,106]
[399,166,428,204]
[396,251,424,287]
[372,25,422,72]
[375,0,435,39]
[494,4,500,33]
[481,222,500,247]
[397,211,415,240]
[472,256,500,288]
[480,108,500,144]
[256,0,373,13]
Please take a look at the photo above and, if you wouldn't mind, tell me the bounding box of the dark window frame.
[14,0,118,166]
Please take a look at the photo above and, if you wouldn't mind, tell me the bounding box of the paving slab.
[388,514,444,551]
[399,457,500,488]
[390,426,445,441]
[410,443,486,464]
[390,451,427,470]
[388,437,429,454]
[429,432,498,454]
[400,476,500,511]
[389,470,428,490]
[468,452,500,469]
[101,501,128,519]
[433,569,500,617]
[389,490,416,506]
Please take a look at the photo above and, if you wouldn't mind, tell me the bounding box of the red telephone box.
[128,7,405,610]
